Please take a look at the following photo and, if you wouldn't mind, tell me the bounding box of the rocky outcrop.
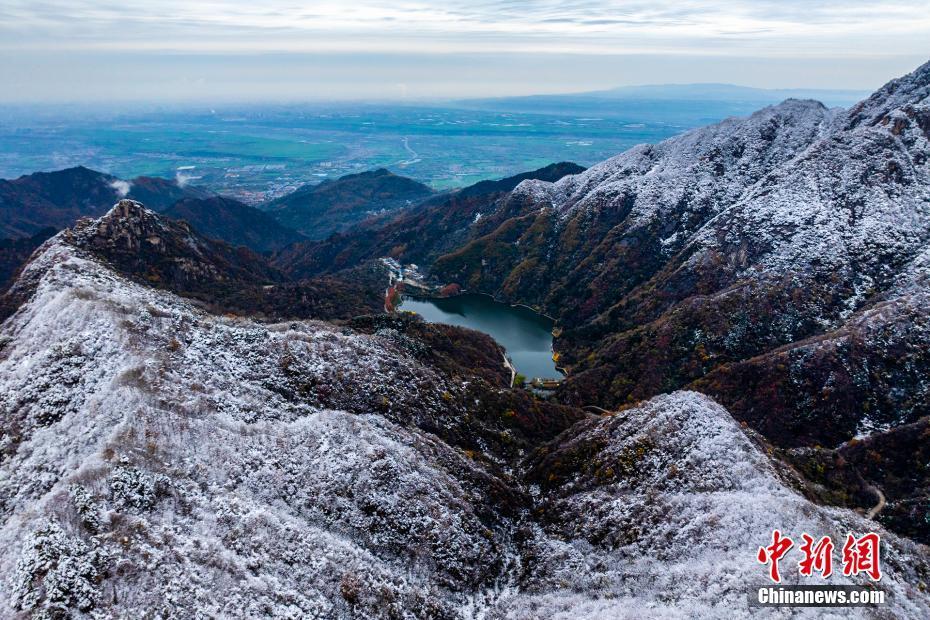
[27,200,382,322]
[70,199,283,290]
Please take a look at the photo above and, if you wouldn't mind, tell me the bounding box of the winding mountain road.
[866,485,887,520]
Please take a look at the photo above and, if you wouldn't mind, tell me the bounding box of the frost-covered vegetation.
[506,392,930,619]
[0,204,928,618]
[0,237,517,617]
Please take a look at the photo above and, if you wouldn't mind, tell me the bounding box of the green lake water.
[399,294,560,380]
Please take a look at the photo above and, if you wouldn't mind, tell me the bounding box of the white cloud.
[109,179,131,197]
[175,169,201,187]
[0,1,927,100]
[2,1,929,56]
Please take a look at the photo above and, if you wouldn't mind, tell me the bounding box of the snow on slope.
[0,237,511,618]
[451,60,930,456]
[690,75,930,282]
[498,392,930,619]
[510,59,929,301]
[0,215,928,618]
[513,99,838,241]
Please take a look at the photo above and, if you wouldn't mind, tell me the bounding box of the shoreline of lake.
[398,293,562,381]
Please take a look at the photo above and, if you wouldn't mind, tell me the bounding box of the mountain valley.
[1,60,930,618]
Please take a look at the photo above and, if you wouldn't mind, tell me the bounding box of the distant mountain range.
[0,166,439,248]
[0,162,591,287]
[456,82,870,124]
[0,163,589,300]
[561,82,866,103]
[0,166,208,238]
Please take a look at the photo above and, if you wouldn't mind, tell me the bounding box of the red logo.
[842,533,882,581]
[757,529,794,583]
[758,531,881,582]
[798,533,834,578]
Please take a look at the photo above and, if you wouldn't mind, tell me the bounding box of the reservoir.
[399,294,561,380]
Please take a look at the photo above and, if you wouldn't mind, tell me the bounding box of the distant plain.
[0,86,867,204]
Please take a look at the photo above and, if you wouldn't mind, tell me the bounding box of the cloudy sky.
[1,0,928,101]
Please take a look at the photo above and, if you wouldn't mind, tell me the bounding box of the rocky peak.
[69,199,197,257]
[60,200,283,300]
[843,58,930,131]
[35,200,392,322]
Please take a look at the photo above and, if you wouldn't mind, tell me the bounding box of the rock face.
[70,199,284,292]
[267,168,435,240]
[0,203,928,618]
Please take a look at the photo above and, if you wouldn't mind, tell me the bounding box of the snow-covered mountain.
[431,98,840,318]
[414,60,930,541]
[3,56,930,617]
[1,202,929,616]
[434,59,929,341]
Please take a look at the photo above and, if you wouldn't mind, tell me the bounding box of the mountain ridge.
[274,162,585,279]
[2,60,930,618]
[0,166,210,238]
[0,215,927,616]
[267,168,435,240]
[461,82,868,106]
[163,196,306,253]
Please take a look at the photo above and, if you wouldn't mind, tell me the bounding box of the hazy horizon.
[2,1,929,103]
[0,78,875,112]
